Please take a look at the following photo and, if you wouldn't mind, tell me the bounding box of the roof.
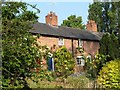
[30,22,103,41]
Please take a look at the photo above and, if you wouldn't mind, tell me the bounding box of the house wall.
[37,36,58,49]
[36,35,100,73]
[37,36,78,54]
[83,41,99,58]
[37,36,99,58]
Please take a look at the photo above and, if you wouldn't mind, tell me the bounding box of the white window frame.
[78,39,83,47]
[86,55,92,62]
[76,56,85,66]
[58,37,64,46]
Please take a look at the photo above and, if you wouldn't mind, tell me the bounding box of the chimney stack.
[45,11,58,26]
[86,20,97,32]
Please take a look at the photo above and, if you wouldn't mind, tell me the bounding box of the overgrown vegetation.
[97,59,120,89]
[26,75,92,88]
[2,2,41,88]
[85,54,109,79]
[100,33,119,59]
[66,75,91,88]
[53,46,75,78]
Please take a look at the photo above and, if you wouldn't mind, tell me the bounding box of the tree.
[61,15,85,29]
[88,1,120,33]
[2,2,41,88]
[100,33,119,59]
[88,2,103,32]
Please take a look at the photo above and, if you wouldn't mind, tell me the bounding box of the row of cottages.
[30,11,103,73]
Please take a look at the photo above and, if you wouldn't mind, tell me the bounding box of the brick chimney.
[86,20,97,32]
[45,11,58,26]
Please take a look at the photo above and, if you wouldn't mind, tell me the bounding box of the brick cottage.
[30,11,103,73]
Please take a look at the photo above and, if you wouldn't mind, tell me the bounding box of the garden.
[1,1,120,89]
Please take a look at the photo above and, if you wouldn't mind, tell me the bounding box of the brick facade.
[36,36,100,73]
[37,36,99,58]
[83,41,99,58]
[37,36,79,55]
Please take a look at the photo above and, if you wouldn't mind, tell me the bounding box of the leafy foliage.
[97,59,120,89]
[100,33,119,59]
[88,2,103,32]
[53,46,75,78]
[85,54,109,79]
[2,2,41,88]
[88,1,120,33]
[61,15,85,29]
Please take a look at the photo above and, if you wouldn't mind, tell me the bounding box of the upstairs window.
[78,39,83,47]
[58,37,64,46]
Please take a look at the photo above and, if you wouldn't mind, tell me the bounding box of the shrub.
[85,54,108,79]
[97,59,120,89]
[53,46,75,78]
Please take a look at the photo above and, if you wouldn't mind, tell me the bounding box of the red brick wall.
[83,40,99,58]
[64,39,72,52]
[37,36,78,53]
[37,36,100,73]
[37,36,99,58]
[37,36,58,49]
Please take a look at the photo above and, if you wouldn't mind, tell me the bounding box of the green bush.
[53,46,75,78]
[97,59,120,89]
[85,54,108,79]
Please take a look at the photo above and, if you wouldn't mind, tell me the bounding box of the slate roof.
[30,22,103,41]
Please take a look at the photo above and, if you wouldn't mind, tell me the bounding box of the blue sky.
[22,1,93,25]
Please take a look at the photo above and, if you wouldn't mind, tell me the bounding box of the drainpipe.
[72,39,74,57]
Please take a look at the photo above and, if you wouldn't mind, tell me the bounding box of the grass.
[26,74,93,88]
[26,78,72,88]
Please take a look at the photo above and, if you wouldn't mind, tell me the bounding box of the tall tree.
[100,33,119,59]
[88,0,120,33]
[2,2,41,88]
[61,15,85,29]
[88,2,103,32]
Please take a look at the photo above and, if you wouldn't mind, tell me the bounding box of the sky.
[20,0,93,25]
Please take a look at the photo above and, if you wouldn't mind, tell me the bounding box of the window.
[58,37,64,46]
[86,55,92,62]
[76,56,85,66]
[78,39,83,47]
